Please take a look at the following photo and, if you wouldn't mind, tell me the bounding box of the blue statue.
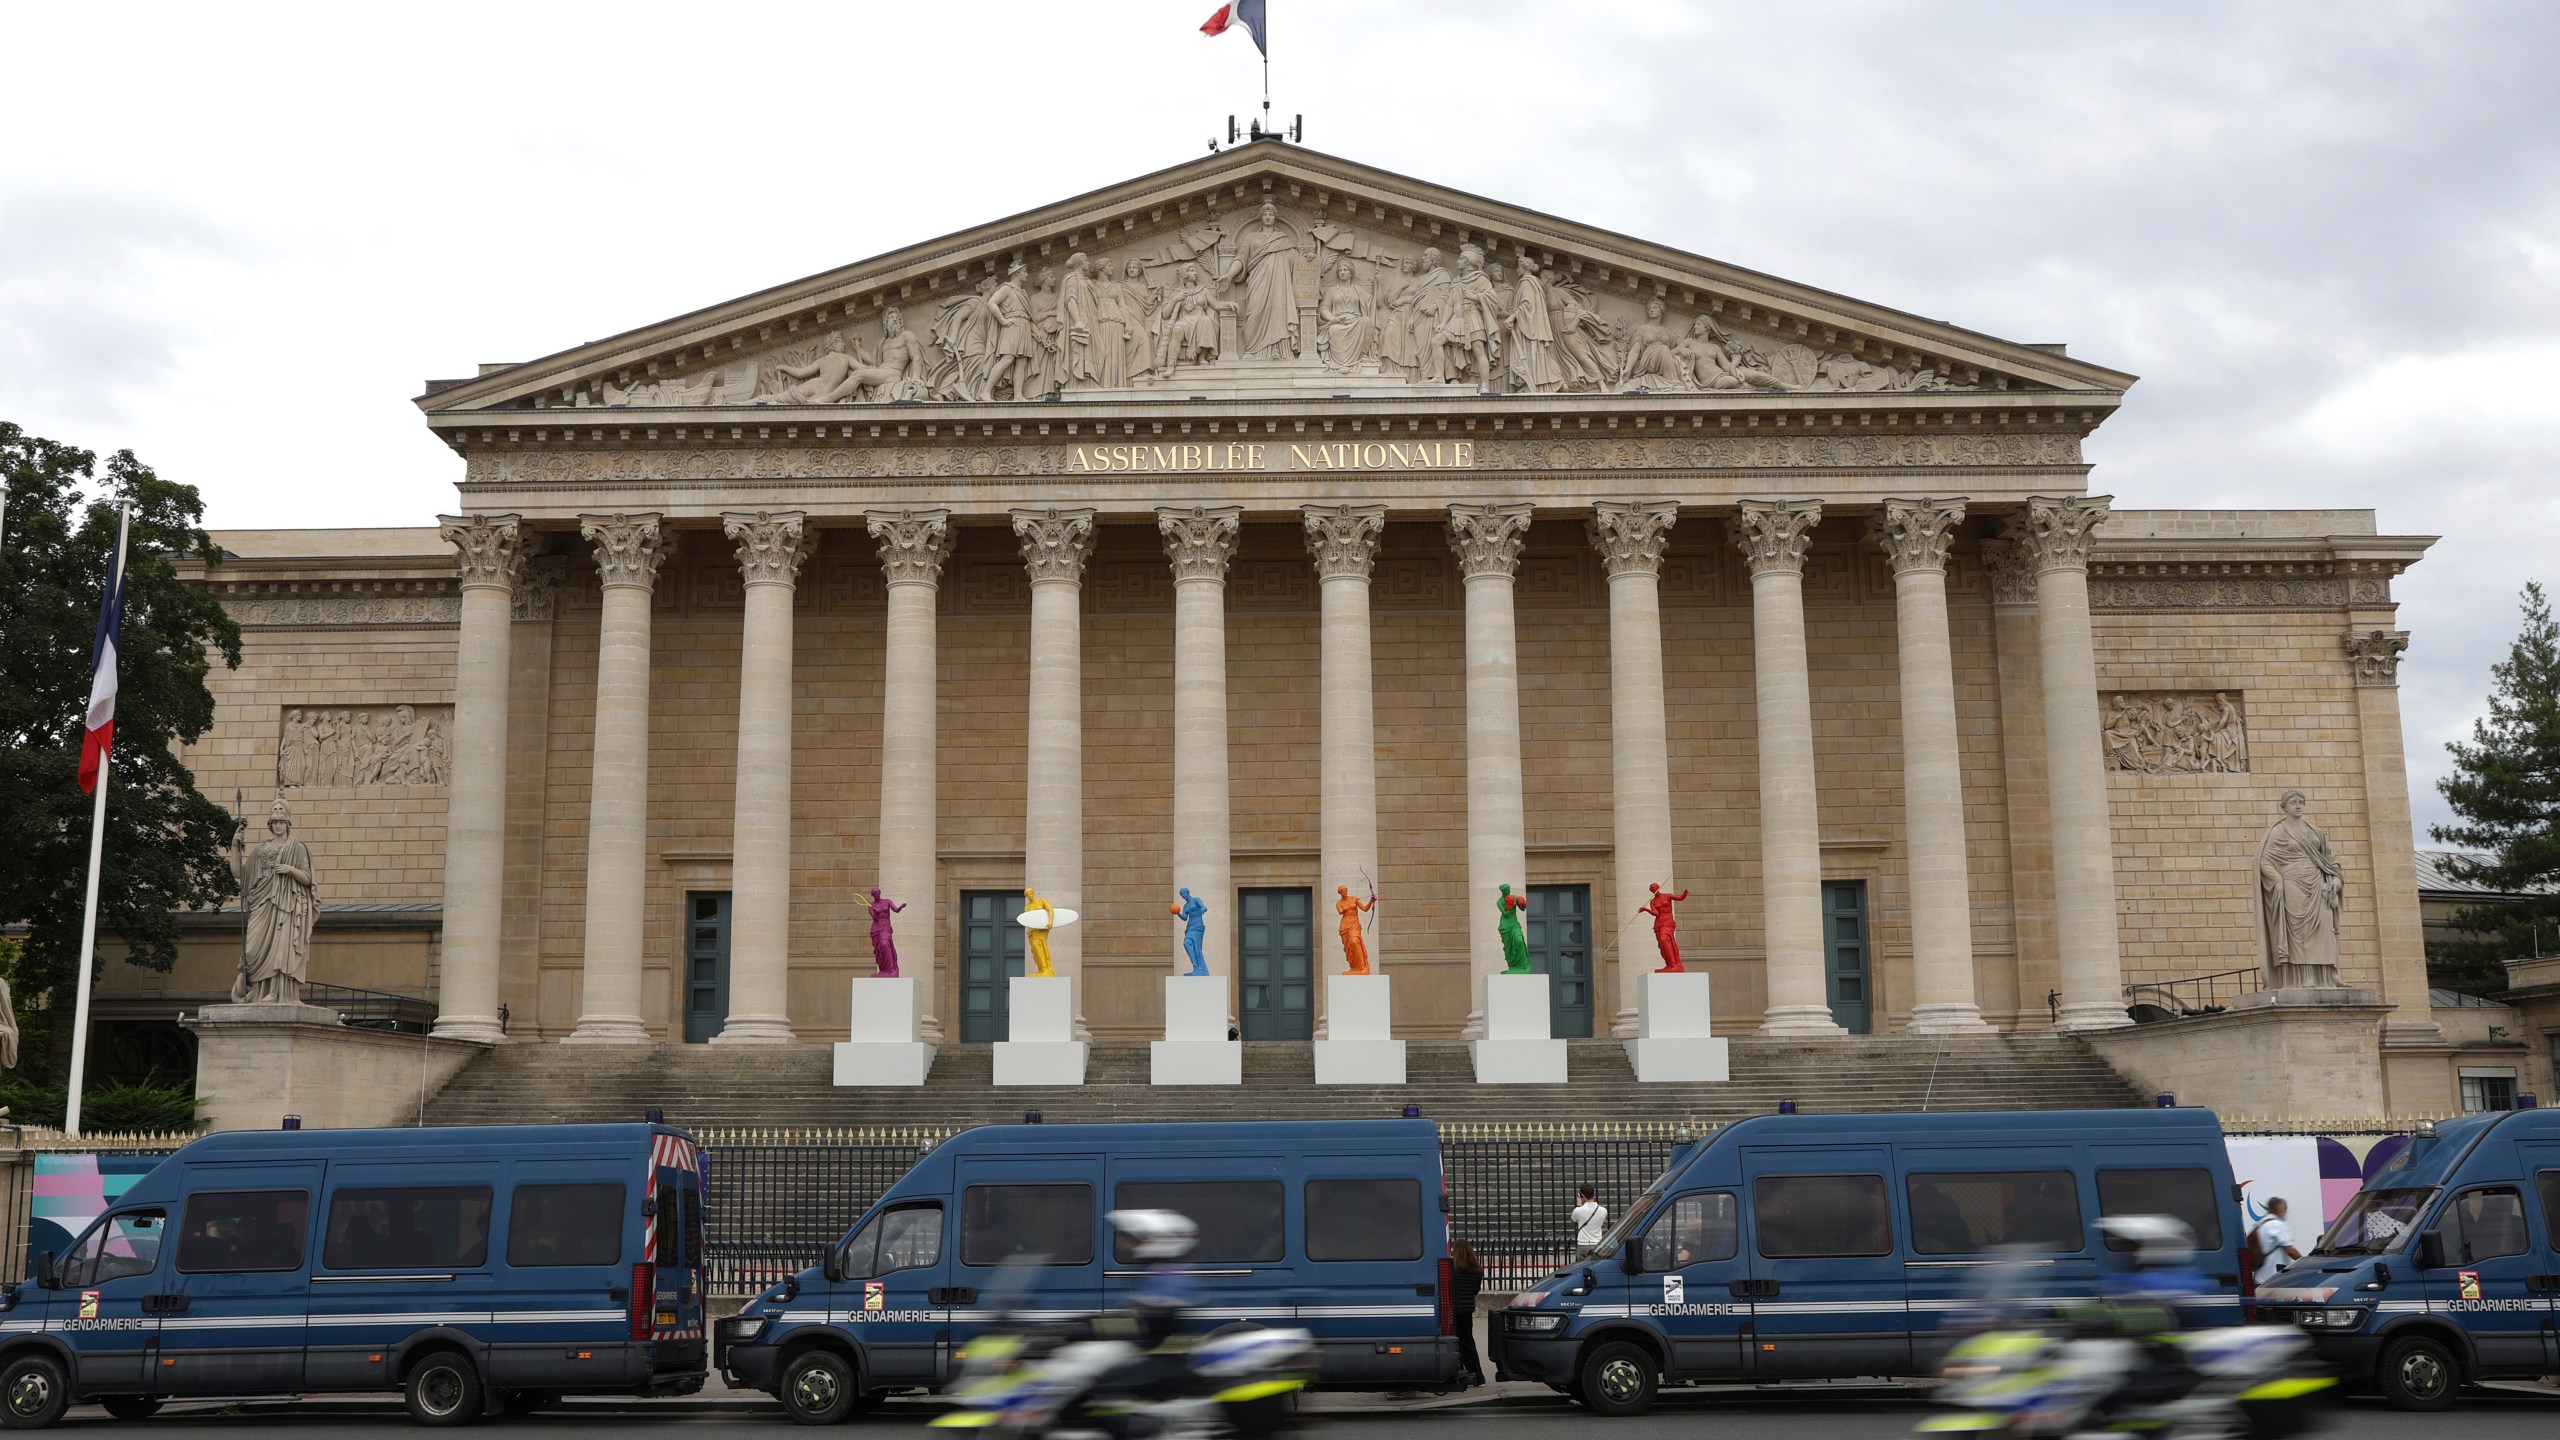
[1169,888,1209,976]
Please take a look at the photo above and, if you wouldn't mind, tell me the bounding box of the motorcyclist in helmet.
[1108,1209,1204,1349]
[2087,1214,2209,1412]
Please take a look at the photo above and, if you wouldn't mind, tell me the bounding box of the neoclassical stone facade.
[150,146,2457,1108]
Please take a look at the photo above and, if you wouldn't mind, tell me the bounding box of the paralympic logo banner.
[29,1153,166,1262]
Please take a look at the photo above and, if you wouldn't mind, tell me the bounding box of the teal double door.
[953,887,1320,1041]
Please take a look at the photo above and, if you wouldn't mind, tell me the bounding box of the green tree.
[0,422,241,1071]
[2432,582,2560,995]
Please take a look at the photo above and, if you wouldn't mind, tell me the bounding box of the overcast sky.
[4,1,2554,844]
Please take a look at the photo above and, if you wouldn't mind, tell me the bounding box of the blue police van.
[1489,1108,2243,1416]
[2252,1107,2560,1410]
[0,1123,708,1428]
[717,1119,1458,1423]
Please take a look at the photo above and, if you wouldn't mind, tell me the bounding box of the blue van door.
[1299,1167,1442,1381]
[2418,1183,2546,1375]
[827,1200,950,1383]
[950,1158,1104,1347]
[1102,1158,1292,1328]
[1898,1159,2097,1368]
[1631,1189,1753,1379]
[308,1166,498,1392]
[43,1207,168,1392]
[159,1167,320,1393]
[496,1165,646,1385]
[1741,1148,1909,1379]
[2531,1153,2560,1371]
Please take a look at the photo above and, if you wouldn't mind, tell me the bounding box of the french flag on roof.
[1200,0,1267,55]
[78,544,126,795]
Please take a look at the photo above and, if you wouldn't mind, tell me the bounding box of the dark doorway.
[1823,880,1873,1034]
[1237,888,1314,1040]
[1527,884,1594,1038]
[682,891,731,1043]
[959,889,1028,1042]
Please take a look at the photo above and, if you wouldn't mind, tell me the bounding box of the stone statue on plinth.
[1641,883,1691,973]
[1170,888,1208,976]
[233,795,317,1005]
[1335,884,1377,975]
[1497,883,1531,974]
[2256,790,2345,989]
[867,888,905,977]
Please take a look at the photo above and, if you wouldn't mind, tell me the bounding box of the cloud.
[0,188,243,425]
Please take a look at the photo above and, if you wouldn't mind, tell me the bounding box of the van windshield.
[2313,1188,2435,1256]
[1587,1185,1664,1261]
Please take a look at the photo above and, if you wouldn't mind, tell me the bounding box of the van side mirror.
[821,1245,841,1284]
[1620,1247,1643,1276]
[34,1252,56,1290]
[2416,1232,2447,1270]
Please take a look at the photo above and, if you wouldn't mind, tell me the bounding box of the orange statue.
[1335,884,1378,975]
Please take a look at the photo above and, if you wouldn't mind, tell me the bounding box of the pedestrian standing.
[2250,1197,2302,1285]
[1571,1183,1609,1261]
[1450,1237,1485,1387]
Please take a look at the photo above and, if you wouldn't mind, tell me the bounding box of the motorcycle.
[930,1320,1316,1439]
[1920,1320,2336,1439]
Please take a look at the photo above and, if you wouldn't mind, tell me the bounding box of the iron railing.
[304,983,438,1036]
[2122,968,2261,1021]
[694,1127,951,1297]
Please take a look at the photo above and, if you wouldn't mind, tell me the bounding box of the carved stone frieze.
[2345,629,2410,687]
[439,512,523,590]
[2007,496,2112,573]
[1303,504,1387,581]
[1156,505,1244,583]
[1231,559,1314,610]
[2103,692,2250,775]
[724,510,815,587]
[1012,507,1097,585]
[1446,503,1535,580]
[1732,499,1823,577]
[1871,498,1967,576]
[866,508,954,588]
[220,584,462,628]
[2088,570,2361,610]
[580,512,670,591]
[1589,501,1680,578]
[278,704,454,789]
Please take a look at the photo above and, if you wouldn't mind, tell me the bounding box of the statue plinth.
[992,976,1087,1087]
[185,1002,489,1132]
[1315,975,1405,1085]
[1150,975,1240,1086]
[1626,972,1729,1083]
[832,976,936,1087]
[1470,972,1568,1084]
[192,1000,347,1029]
[2084,984,2391,1120]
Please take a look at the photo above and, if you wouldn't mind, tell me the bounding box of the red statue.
[1640,883,1691,973]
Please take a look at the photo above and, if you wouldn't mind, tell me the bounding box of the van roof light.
[644,1107,665,1124]
[2413,1120,2437,1138]
[2155,1093,2176,1108]
[2518,1093,2540,1110]
[1402,1106,1421,1119]
[1777,1100,1797,1115]
[1024,1110,1043,1125]
[280,1115,301,1131]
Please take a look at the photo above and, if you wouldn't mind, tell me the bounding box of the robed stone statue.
[234,795,318,1005]
[2255,790,2345,989]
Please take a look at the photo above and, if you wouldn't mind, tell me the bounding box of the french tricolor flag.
[78,543,126,795]
[1200,0,1267,55]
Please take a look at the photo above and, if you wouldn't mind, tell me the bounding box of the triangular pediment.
[420,144,2132,419]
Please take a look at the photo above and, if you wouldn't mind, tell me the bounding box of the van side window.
[508,1182,626,1267]
[2095,1169,2224,1251]
[2433,1187,2530,1265]
[654,1182,682,1268]
[1305,1178,1423,1262]
[962,1185,1094,1266]
[841,1204,946,1278]
[2539,1172,2560,1251]
[681,1181,706,1269]
[1753,1174,1891,1258]
[176,1190,310,1274]
[1639,1193,1738,1272]
[60,1211,165,1288]
[1113,1181,1285,1264]
[323,1186,492,1270]
[1907,1172,2083,1254]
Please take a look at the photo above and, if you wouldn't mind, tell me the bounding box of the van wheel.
[100,1396,163,1422]
[1578,1341,1657,1418]
[779,1351,858,1425]
[2377,1335,2458,1412]
[0,1356,68,1430]
[403,1349,485,1427]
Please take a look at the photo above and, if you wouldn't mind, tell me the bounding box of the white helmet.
[1109,1209,1198,1262]
[2099,1214,2195,1268]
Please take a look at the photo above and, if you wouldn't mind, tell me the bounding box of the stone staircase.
[422,1033,2150,1131]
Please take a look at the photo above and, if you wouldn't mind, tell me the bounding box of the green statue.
[1497,883,1530,974]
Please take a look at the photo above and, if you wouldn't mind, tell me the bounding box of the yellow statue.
[1023,888,1057,978]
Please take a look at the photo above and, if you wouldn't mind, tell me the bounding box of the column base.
[2381,1020,2450,1048]
[2053,1000,2134,1033]
[1758,1005,1846,1037]
[562,1016,653,1044]
[431,1015,509,1045]
[1905,1003,1996,1035]
[1609,1007,1640,1040]
[1459,1008,1486,1041]
[709,1014,797,1045]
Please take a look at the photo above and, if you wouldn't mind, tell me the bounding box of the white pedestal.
[1471,972,1568,1084]
[832,977,937,1086]
[1315,975,1406,1085]
[993,976,1088,1086]
[1151,975,1241,1085]
[1625,971,1729,1083]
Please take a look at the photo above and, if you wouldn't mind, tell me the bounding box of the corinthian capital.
[1302,504,1386,582]
[513,554,566,621]
[1012,506,1097,586]
[1446,502,1534,580]
[579,512,670,591]
[724,510,815,587]
[440,513,524,591]
[1589,501,1680,578]
[1732,499,1823,576]
[1978,537,2039,607]
[1157,505,1244,584]
[2006,495,2112,574]
[1871,498,1967,576]
[867,508,954,587]
[2345,628,2410,687]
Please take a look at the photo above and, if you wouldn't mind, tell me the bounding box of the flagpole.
[64,501,132,1139]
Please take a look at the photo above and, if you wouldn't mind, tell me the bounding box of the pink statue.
[1640,883,1690,973]
[867,887,906,977]
[1335,884,1378,975]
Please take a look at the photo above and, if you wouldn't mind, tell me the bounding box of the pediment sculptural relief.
[599,200,1974,408]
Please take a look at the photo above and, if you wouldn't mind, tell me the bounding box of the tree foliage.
[2432,582,2560,994]
[0,422,241,1062]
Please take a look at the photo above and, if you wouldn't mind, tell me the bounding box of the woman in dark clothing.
[1450,1237,1486,1387]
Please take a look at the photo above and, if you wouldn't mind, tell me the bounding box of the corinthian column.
[2345,628,2444,1045]
[1736,500,1842,1036]
[711,511,813,1045]
[1874,500,1993,1033]
[1160,506,1243,982]
[1014,507,1097,1037]
[869,508,954,1043]
[434,513,523,1044]
[566,512,668,1044]
[2007,497,2130,1032]
[1304,505,1386,996]
[1590,501,1680,1039]
[1448,503,1535,1039]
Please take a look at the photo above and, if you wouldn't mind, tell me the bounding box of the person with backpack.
[1570,1183,1609,1261]
[2249,1196,2302,1286]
